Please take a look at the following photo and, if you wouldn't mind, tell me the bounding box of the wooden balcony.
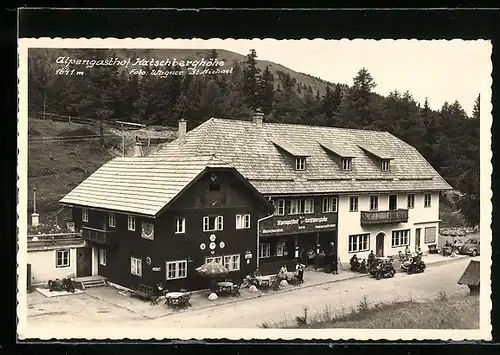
[360,209,409,225]
[82,227,116,245]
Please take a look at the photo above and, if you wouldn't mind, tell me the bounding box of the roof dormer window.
[342,158,352,171]
[296,157,306,171]
[381,159,390,172]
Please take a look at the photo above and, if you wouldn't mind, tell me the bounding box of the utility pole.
[43,92,46,120]
[115,120,146,157]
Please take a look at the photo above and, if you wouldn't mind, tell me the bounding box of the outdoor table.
[216,281,234,293]
[164,292,186,306]
[255,276,271,289]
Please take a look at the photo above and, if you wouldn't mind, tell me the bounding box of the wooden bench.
[131,284,155,301]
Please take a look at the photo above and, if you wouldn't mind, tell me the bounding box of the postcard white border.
[17,38,493,341]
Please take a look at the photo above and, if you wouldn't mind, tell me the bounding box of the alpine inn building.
[60,111,452,290]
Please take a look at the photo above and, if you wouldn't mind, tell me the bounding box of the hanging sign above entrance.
[260,212,338,236]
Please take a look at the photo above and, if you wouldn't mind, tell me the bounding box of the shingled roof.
[152,118,452,195]
[60,154,233,216]
[457,260,480,286]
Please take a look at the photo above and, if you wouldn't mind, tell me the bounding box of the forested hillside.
[28,48,480,227]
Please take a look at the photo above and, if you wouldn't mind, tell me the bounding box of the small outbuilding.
[457,260,480,295]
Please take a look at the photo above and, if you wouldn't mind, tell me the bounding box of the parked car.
[459,236,480,256]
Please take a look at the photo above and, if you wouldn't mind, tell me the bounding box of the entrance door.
[389,195,398,210]
[76,247,92,277]
[415,228,421,252]
[376,233,385,257]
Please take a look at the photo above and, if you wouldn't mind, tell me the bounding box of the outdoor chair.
[231,284,241,297]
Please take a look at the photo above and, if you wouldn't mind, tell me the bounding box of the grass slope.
[263,294,479,329]
[28,119,120,224]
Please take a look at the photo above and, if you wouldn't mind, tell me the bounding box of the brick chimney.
[133,137,144,157]
[178,119,187,144]
[252,108,264,126]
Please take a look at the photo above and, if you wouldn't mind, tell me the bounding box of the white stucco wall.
[27,248,78,285]
[337,191,440,263]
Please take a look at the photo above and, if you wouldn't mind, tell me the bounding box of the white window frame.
[174,217,186,234]
[166,260,187,280]
[392,229,410,248]
[342,158,352,171]
[82,208,88,223]
[99,249,107,266]
[304,199,314,214]
[296,157,306,170]
[289,199,302,215]
[130,257,142,276]
[203,215,224,231]
[407,194,415,209]
[348,234,370,253]
[369,195,379,211]
[259,243,271,258]
[322,197,338,213]
[108,212,115,227]
[349,196,358,212]
[381,159,390,171]
[223,254,241,271]
[127,215,136,231]
[424,193,432,208]
[276,199,285,215]
[236,214,251,229]
[56,249,70,268]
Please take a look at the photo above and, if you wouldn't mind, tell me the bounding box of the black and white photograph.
[17,38,492,340]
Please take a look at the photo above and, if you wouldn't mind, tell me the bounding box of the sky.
[158,39,491,116]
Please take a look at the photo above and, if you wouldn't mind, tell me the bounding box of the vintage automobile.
[459,236,480,256]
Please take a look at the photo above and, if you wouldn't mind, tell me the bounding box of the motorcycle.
[368,258,382,276]
[373,260,396,280]
[357,260,368,273]
[48,277,76,292]
[407,259,426,275]
[400,257,412,272]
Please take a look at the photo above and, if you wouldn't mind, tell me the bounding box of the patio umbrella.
[195,262,228,293]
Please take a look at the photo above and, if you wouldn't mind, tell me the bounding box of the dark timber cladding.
[61,154,273,291]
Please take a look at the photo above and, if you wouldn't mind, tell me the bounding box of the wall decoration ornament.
[145,256,152,265]
[200,243,206,250]
[219,241,225,249]
[210,234,216,242]
[141,222,155,240]
[209,242,216,250]
[210,250,215,255]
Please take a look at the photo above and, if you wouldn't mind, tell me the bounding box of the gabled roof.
[271,139,309,157]
[151,118,452,194]
[318,141,356,158]
[59,154,234,216]
[357,143,394,160]
[457,260,480,286]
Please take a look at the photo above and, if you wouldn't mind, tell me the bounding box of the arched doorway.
[375,232,385,257]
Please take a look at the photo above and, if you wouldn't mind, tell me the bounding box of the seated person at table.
[252,267,262,277]
[404,246,411,256]
[279,265,288,274]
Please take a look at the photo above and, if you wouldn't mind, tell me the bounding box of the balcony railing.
[82,227,116,244]
[360,209,409,225]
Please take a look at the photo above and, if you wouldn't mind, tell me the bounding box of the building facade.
[62,158,273,291]
[61,111,452,285]
[27,233,87,285]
